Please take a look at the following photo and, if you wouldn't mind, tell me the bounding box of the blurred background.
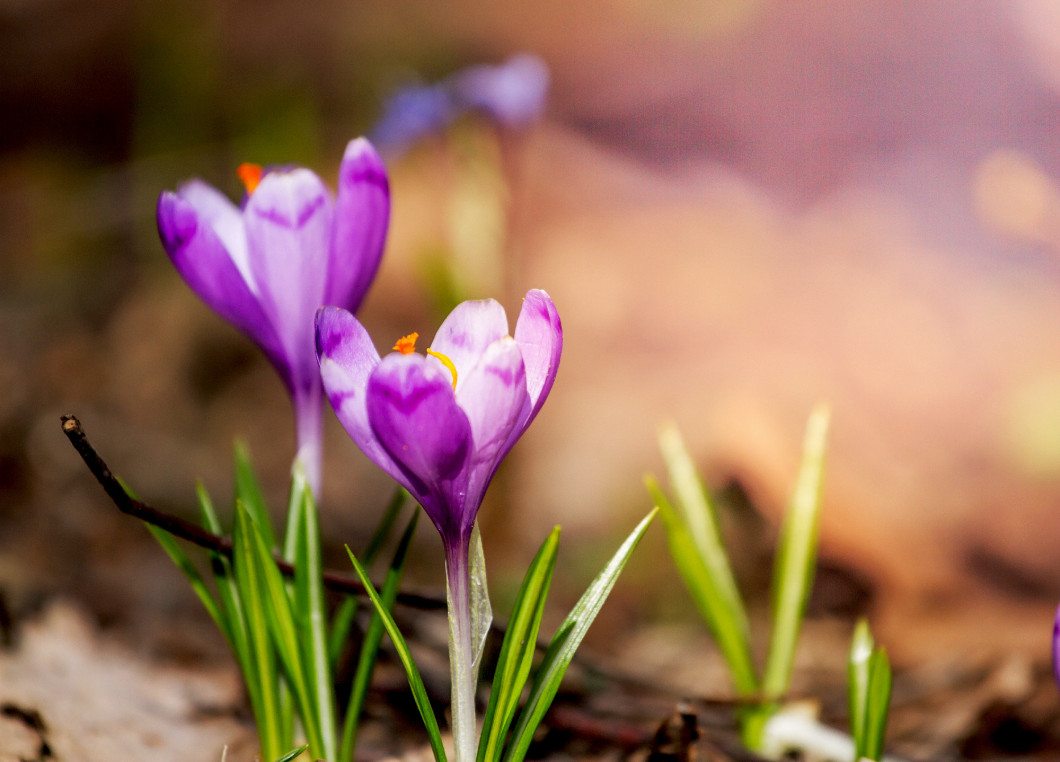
[5,0,1060,683]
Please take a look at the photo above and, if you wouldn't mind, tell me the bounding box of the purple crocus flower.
[315,289,561,547]
[156,138,390,496]
[316,289,561,758]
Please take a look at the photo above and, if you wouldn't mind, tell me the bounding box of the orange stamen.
[426,349,458,389]
[393,333,419,354]
[237,163,264,195]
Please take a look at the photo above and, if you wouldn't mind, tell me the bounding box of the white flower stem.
[294,384,323,498]
[446,541,478,762]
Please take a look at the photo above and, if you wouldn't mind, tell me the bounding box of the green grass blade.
[477,527,560,762]
[117,475,225,638]
[503,510,656,762]
[233,501,285,761]
[240,502,325,757]
[146,525,227,640]
[647,475,759,696]
[848,618,874,757]
[345,544,448,762]
[196,480,223,535]
[863,647,892,761]
[657,424,750,644]
[330,489,408,665]
[235,441,277,549]
[761,404,830,701]
[274,745,309,762]
[292,479,337,760]
[281,461,308,564]
[339,510,420,762]
[197,483,267,740]
[328,597,358,668]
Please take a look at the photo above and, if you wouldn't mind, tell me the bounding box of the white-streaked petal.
[176,180,252,287]
[245,168,334,391]
[429,299,509,388]
[327,138,390,310]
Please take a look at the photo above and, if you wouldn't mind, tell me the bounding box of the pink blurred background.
[5,0,1060,664]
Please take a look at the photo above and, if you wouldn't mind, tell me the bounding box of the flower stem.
[445,539,478,762]
[294,383,324,498]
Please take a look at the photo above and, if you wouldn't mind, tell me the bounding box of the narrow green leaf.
[848,618,874,757]
[646,476,759,695]
[233,502,284,761]
[863,647,892,761]
[468,522,493,683]
[657,424,750,645]
[339,510,420,762]
[196,480,223,535]
[197,484,264,737]
[116,476,219,635]
[328,489,408,665]
[282,460,309,563]
[146,525,227,639]
[242,503,325,756]
[328,597,357,668]
[345,544,448,762]
[477,527,560,762]
[274,744,309,762]
[761,404,830,701]
[503,509,656,762]
[293,481,337,761]
[235,441,277,549]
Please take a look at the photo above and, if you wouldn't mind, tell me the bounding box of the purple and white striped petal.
[457,337,528,509]
[174,180,251,283]
[315,306,411,488]
[244,169,334,391]
[327,138,390,310]
[458,338,528,463]
[157,191,287,377]
[429,299,510,387]
[513,289,562,422]
[367,353,473,534]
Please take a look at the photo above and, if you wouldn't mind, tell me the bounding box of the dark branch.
[59,414,445,610]
[58,415,767,708]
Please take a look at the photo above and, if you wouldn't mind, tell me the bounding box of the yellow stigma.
[393,332,419,354]
[426,349,458,389]
[237,163,264,195]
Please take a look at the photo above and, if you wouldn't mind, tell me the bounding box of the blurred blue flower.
[369,83,458,157]
[451,53,550,128]
[371,53,549,156]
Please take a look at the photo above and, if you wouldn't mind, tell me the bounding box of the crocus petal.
[315,306,409,487]
[429,299,511,387]
[513,289,562,420]
[244,169,334,391]
[457,337,528,510]
[174,180,252,285]
[327,138,390,310]
[157,191,288,377]
[494,289,562,463]
[367,353,473,535]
